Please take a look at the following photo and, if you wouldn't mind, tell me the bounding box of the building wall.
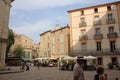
[32,43,40,59]
[39,26,70,59]
[0,0,14,69]
[70,3,120,52]
[10,34,33,60]
[117,3,120,25]
[68,2,120,68]
[51,26,70,58]
[40,31,51,57]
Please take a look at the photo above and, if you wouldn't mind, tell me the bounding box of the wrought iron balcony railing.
[106,19,115,24]
[79,22,87,27]
[94,34,103,39]
[93,20,101,26]
[72,48,120,56]
[107,32,118,38]
[79,35,88,41]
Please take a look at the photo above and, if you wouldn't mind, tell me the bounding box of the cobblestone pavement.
[0,66,120,80]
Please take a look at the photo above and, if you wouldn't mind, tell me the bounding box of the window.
[111,57,117,65]
[110,41,116,52]
[108,14,112,20]
[109,27,114,33]
[52,37,55,44]
[48,36,49,40]
[60,45,64,54]
[97,57,103,65]
[81,18,85,23]
[96,42,101,51]
[52,46,55,54]
[81,11,84,15]
[107,6,111,11]
[94,16,99,22]
[82,43,86,53]
[79,18,86,27]
[81,30,85,36]
[94,8,98,13]
[60,34,64,43]
[96,28,100,34]
[81,18,85,25]
[48,43,49,48]
[80,18,86,27]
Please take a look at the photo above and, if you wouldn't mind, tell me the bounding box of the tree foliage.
[14,45,24,58]
[6,29,15,58]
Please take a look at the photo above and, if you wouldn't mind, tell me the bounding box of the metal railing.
[107,32,118,38]
[93,20,101,26]
[79,22,87,27]
[106,19,115,24]
[72,48,120,55]
[94,34,103,39]
[79,35,88,41]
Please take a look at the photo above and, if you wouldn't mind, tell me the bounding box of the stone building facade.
[40,30,51,58]
[68,1,120,68]
[32,43,40,59]
[51,25,70,59]
[39,25,70,59]
[0,0,14,69]
[10,34,33,61]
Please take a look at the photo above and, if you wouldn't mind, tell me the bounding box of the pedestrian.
[26,61,30,71]
[37,62,40,69]
[94,66,107,80]
[21,62,25,71]
[73,56,85,80]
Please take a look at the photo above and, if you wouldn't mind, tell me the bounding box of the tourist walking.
[26,61,30,71]
[73,56,85,80]
[37,62,40,69]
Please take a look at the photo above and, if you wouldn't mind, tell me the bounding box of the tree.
[14,45,24,58]
[6,29,15,59]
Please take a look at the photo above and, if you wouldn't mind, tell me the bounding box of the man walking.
[73,57,85,80]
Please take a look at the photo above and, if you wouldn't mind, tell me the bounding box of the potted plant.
[107,62,113,69]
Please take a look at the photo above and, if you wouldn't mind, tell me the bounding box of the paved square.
[0,67,119,80]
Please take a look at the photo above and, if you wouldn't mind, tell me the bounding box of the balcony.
[81,50,87,54]
[107,32,118,38]
[102,49,119,54]
[106,19,115,24]
[94,34,103,39]
[87,49,120,55]
[75,48,120,56]
[93,20,101,26]
[79,22,87,27]
[80,35,88,41]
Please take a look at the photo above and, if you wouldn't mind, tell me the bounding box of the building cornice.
[51,26,69,33]
[2,0,15,7]
[68,1,120,13]
[40,30,51,36]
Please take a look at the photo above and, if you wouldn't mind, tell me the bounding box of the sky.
[9,0,119,43]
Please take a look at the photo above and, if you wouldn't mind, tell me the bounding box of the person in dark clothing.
[26,62,30,71]
[37,62,40,69]
[94,67,107,80]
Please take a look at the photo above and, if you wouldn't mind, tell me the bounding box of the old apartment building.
[0,0,14,69]
[39,25,70,59]
[68,1,120,68]
[32,43,40,59]
[10,34,33,60]
[40,30,51,58]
